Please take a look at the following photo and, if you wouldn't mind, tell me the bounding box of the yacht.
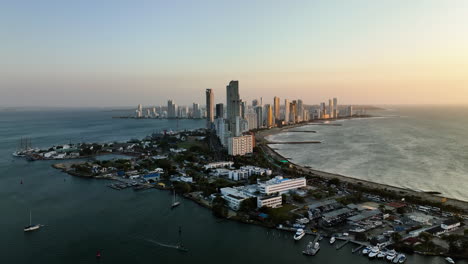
[362,246,371,255]
[330,236,336,244]
[377,250,387,259]
[303,241,320,256]
[368,247,380,258]
[445,257,455,264]
[293,229,305,241]
[398,254,407,263]
[393,253,405,263]
[24,211,41,232]
[386,250,397,261]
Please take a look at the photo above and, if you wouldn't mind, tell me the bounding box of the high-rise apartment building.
[284,99,290,123]
[226,81,241,132]
[265,104,274,127]
[215,103,224,119]
[297,99,303,122]
[228,135,254,156]
[167,100,177,118]
[255,106,263,128]
[273,96,280,122]
[206,89,214,128]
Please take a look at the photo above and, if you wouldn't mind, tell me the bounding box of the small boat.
[393,253,404,263]
[398,254,407,263]
[386,250,397,261]
[330,236,336,244]
[171,189,181,209]
[362,246,371,255]
[24,211,41,232]
[445,257,455,264]
[303,241,320,256]
[368,247,380,258]
[176,244,188,252]
[377,250,387,259]
[293,229,305,241]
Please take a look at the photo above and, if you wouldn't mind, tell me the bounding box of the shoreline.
[255,119,468,212]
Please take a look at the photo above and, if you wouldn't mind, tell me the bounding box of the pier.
[335,239,350,250]
[352,245,364,254]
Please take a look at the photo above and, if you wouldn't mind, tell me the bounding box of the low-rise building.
[258,176,306,195]
[229,169,250,181]
[257,195,282,208]
[204,161,234,170]
[240,166,272,176]
[220,187,253,211]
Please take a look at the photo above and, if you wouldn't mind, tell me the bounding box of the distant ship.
[24,211,41,232]
[171,189,181,209]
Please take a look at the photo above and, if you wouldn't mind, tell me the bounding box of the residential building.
[228,135,254,156]
[215,103,224,119]
[284,99,290,123]
[273,96,280,122]
[204,161,234,170]
[265,104,274,127]
[226,80,241,132]
[206,88,214,128]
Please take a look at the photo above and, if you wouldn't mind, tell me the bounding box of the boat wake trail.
[145,239,180,250]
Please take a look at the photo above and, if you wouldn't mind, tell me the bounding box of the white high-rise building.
[228,135,254,156]
[333,97,338,118]
[167,100,177,118]
[284,99,290,123]
[246,112,258,130]
[215,118,226,146]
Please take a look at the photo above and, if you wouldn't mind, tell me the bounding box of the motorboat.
[398,254,407,263]
[368,247,380,258]
[294,229,305,241]
[330,236,336,244]
[445,257,455,264]
[386,250,397,261]
[377,250,387,259]
[393,253,405,263]
[362,246,371,255]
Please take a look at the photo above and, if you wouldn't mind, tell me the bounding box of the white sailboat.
[24,211,41,232]
[171,189,181,209]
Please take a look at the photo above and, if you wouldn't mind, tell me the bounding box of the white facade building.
[220,187,253,211]
[204,161,234,170]
[228,169,250,181]
[228,135,254,156]
[258,176,306,195]
[257,195,282,208]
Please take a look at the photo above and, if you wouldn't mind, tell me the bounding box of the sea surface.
[0,107,465,264]
[267,106,468,202]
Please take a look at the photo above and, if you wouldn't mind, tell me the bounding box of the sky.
[1,0,468,107]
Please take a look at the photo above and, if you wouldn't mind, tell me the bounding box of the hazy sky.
[1,0,468,107]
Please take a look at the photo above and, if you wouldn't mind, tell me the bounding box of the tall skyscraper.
[215,103,224,119]
[284,99,290,123]
[273,96,280,122]
[246,112,258,130]
[206,89,214,128]
[226,80,241,132]
[255,106,263,128]
[297,99,303,121]
[167,100,177,118]
[328,99,334,118]
[290,101,297,123]
[240,100,247,119]
[266,104,274,127]
[333,97,338,118]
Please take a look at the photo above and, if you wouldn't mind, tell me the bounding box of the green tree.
[239,197,257,213]
[212,196,228,218]
[391,232,402,243]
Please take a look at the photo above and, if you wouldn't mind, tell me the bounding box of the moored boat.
[303,241,320,256]
[368,247,379,258]
[445,257,455,264]
[362,246,371,255]
[24,211,41,232]
[386,250,397,261]
[293,229,305,241]
[330,236,336,244]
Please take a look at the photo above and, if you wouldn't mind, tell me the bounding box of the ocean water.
[267,106,468,202]
[0,108,464,263]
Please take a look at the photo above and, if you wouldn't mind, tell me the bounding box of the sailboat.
[171,189,181,209]
[24,211,41,232]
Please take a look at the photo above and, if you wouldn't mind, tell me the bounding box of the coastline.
[255,119,468,212]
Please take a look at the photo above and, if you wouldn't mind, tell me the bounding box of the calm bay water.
[268,106,468,202]
[0,107,464,263]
